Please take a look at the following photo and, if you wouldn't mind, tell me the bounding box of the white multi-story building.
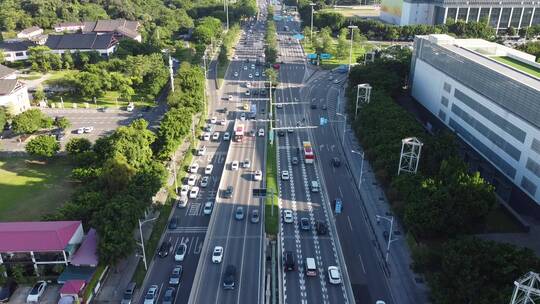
[0,64,30,115]
[381,0,540,33]
[410,34,540,215]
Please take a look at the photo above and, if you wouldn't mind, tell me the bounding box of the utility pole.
[168,54,174,92]
[348,25,358,73]
[225,0,230,31]
[309,3,316,42]
[376,215,396,262]
[138,216,158,270]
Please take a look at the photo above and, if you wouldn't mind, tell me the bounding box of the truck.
[303,141,315,164]
[234,120,245,142]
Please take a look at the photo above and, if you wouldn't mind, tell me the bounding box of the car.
[281,170,290,180]
[243,65,248,70]
[291,157,299,165]
[235,206,245,220]
[248,73,253,78]
[120,282,136,304]
[228,95,234,101]
[189,163,199,173]
[76,127,85,134]
[375,301,387,304]
[258,128,265,137]
[262,71,266,77]
[251,64,255,69]
[245,90,250,96]
[276,103,283,109]
[287,128,293,133]
[284,251,295,271]
[223,265,237,290]
[197,146,207,156]
[300,217,311,230]
[332,157,341,167]
[179,185,190,197]
[210,116,217,124]
[223,132,231,141]
[83,126,94,133]
[168,217,178,230]
[127,103,135,112]
[162,287,175,304]
[277,130,285,136]
[231,160,239,170]
[333,79,340,84]
[316,221,327,235]
[169,266,183,285]
[187,174,197,186]
[26,280,47,303]
[202,132,211,141]
[212,132,220,141]
[203,124,213,132]
[0,280,17,303]
[219,119,226,125]
[246,82,251,88]
[250,209,260,223]
[143,285,159,304]
[255,71,260,77]
[243,103,249,110]
[212,246,224,263]
[283,209,294,223]
[158,241,171,258]
[242,159,251,168]
[322,104,327,110]
[223,186,233,198]
[177,196,188,208]
[205,164,214,175]
[200,176,210,188]
[328,266,342,284]
[175,243,187,261]
[254,170,262,181]
[203,201,213,215]
[310,104,317,109]
[189,186,200,198]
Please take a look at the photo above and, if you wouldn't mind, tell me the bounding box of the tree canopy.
[25,135,60,158]
[12,109,53,134]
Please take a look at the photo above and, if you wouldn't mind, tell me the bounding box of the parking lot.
[8,284,61,304]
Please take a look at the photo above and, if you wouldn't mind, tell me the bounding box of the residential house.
[55,19,142,42]
[53,22,85,33]
[17,26,43,39]
[0,64,30,115]
[45,33,118,57]
[0,40,36,62]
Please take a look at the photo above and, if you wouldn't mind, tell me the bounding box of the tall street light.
[336,112,347,144]
[224,0,230,31]
[348,25,358,73]
[138,216,158,270]
[351,150,364,189]
[376,215,397,262]
[309,3,316,42]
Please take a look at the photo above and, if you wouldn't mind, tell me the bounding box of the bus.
[303,141,314,164]
[234,120,245,142]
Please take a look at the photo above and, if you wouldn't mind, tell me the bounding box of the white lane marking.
[358,253,367,274]
[347,216,353,231]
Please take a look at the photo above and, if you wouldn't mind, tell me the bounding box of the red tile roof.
[71,229,98,266]
[60,280,86,295]
[0,221,82,252]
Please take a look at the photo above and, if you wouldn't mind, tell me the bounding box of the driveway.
[8,284,61,304]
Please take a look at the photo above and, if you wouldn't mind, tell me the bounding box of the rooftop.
[45,33,117,50]
[70,228,98,266]
[492,56,540,78]
[0,64,16,79]
[0,221,82,252]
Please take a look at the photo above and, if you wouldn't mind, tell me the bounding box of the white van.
[305,257,317,277]
[310,181,320,193]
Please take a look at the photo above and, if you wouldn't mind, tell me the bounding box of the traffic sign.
[320,53,332,60]
[307,53,317,59]
[319,117,328,126]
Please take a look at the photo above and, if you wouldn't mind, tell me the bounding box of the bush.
[66,138,92,155]
[25,135,60,158]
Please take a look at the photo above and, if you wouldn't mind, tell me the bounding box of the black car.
[158,241,172,258]
[0,280,17,303]
[168,217,178,230]
[300,218,311,231]
[55,132,66,141]
[316,221,327,235]
[223,265,237,290]
[331,157,341,168]
[277,130,285,137]
[223,186,234,198]
[284,251,295,271]
[162,287,175,304]
[310,104,317,109]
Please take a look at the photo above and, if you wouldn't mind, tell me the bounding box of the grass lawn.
[302,42,367,70]
[493,56,540,78]
[265,141,279,236]
[0,157,74,221]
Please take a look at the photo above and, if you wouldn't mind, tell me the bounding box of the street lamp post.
[224,0,230,31]
[309,3,316,42]
[351,150,364,189]
[376,215,396,262]
[138,216,158,270]
[348,25,358,73]
[336,113,347,144]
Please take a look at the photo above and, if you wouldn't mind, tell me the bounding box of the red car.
[273,63,280,70]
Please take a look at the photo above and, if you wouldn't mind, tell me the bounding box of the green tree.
[10,264,24,284]
[54,116,71,130]
[66,138,92,155]
[26,135,60,157]
[108,119,156,169]
[75,71,106,98]
[101,156,137,195]
[12,108,53,134]
[336,30,349,59]
[0,107,6,130]
[62,51,74,69]
[157,107,192,158]
[32,87,46,105]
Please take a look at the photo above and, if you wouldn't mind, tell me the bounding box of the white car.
[27,281,47,302]
[187,174,197,186]
[212,132,220,141]
[243,66,248,70]
[233,55,238,59]
[200,176,210,188]
[203,201,213,215]
[197,146,207,156]
[189,186,200,198]
[228,95,233,101]
[328,266,342,284]
[76,127,85,134]
[144,285,159,304]
[245,90,250,96]
[242,159,251,169]
[189,163,199,173]
[276,103,283,109]
[251,64,255,69]
[126,103,135,112]
[234,71,239,77]
[205,164,214,175]
[202,132,211,141]
[231,161,239,170]
[283,209,294,223]
[248,73,253,78]
[258,128,265,137]
[83,126,94,133]
[255,71,260,77]
[254,170,262,181]
[177,196,188,208]
[210,116,217,124]
[212,246,224,263]
[175,243,187,262]
[281,170,290,180]
[219,119,226,126]
[246,82,251,88]
[223,132,231,141]
[179,185,190,197]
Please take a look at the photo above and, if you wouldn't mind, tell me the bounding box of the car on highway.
[179,185,189,197]
[177,196,188,208]
[310,104,317,109]
[189,163,199,173]
[168,217,178,230]
[200,176,209,188]
[243,65,248,70]
[143,285,159,304]
[187,174,197,186]
[175,243,187,262]
[231,160,239,170]
[223,132,231,141]
[255,71,260,77]
[300,218,311,230]
[328,266,342,284]
[83,126,94,133]
[251,64,255,69]
[276,103,283,109]
[158,241,171,258]
[197,146,207,156]
[287,128,293,133]
[26,281,47,303]
[202,132,211,141]
[219,119,226,125]
[205,164,214,175]
[127,103,135,112]
[212,246,224,263]
[284,251,295,271]
[212,132,220,141]
[258,128,265,137]
[189,186,200,198]
[223,186,233,198]
[332,157,341,167]
[277,130,285,137]
[242,159,251,168]
[240,112,246,121]
[254,170,262,181]
[234,72,239,77]
[305,258,317,277]
[235,206,245,220]
[169,266,183,285]
[223,265,237,290]
[248,73,253,78]
[316,221,328,235]
[203,201,213,215]
[120,282,136,304]
[291,156,299,165]
[283,209,294,223]
[281,170,290,180]
[210,116,217,124]
[250,209,260,223]
[162,287,175,304]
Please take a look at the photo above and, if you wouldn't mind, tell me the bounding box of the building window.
[457,8,468,20]
[443,82,452,93]
[531,139,540,155]
[479,7,490,23]
[522,8,534,27]
[435,6,446,24]
[469,8,479,22]
[15,52,24,56]
[533,8,540,26]
[490,8,501,27]
[447,7,458,22]
[521,176,537,196]
[511,8,523,28]
[441,96,449,107]
[438,110,447,121]
[526,158,540,178]
[500,8,512,28]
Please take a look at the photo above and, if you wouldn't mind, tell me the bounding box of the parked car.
[143,285,159,304]
[212,132,220,141]
[189,186,200,198]
[179,185,190,198]
[205,164,214,175]
[26,280,47,303]
[175,243,187,262]
[231,161,239,170]
[177,196,188,208]
[169,266,183,285]
[212,246,224,263]
[83,126,94,133]
[158,241,172,258]
[210,116,217,124]
[120,282,136,304]
[0,280,16,303]
[242,159,251,168]
[189,163,199,173]
[127,103,135,112]
[187,174,197,186]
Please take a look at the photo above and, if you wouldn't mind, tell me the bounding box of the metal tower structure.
[168,54,174,92]
[511,272,540,304]
[355,83,372,119]
[397,137,423,175]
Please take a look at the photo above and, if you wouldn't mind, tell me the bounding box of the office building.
[410,34,540,216]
